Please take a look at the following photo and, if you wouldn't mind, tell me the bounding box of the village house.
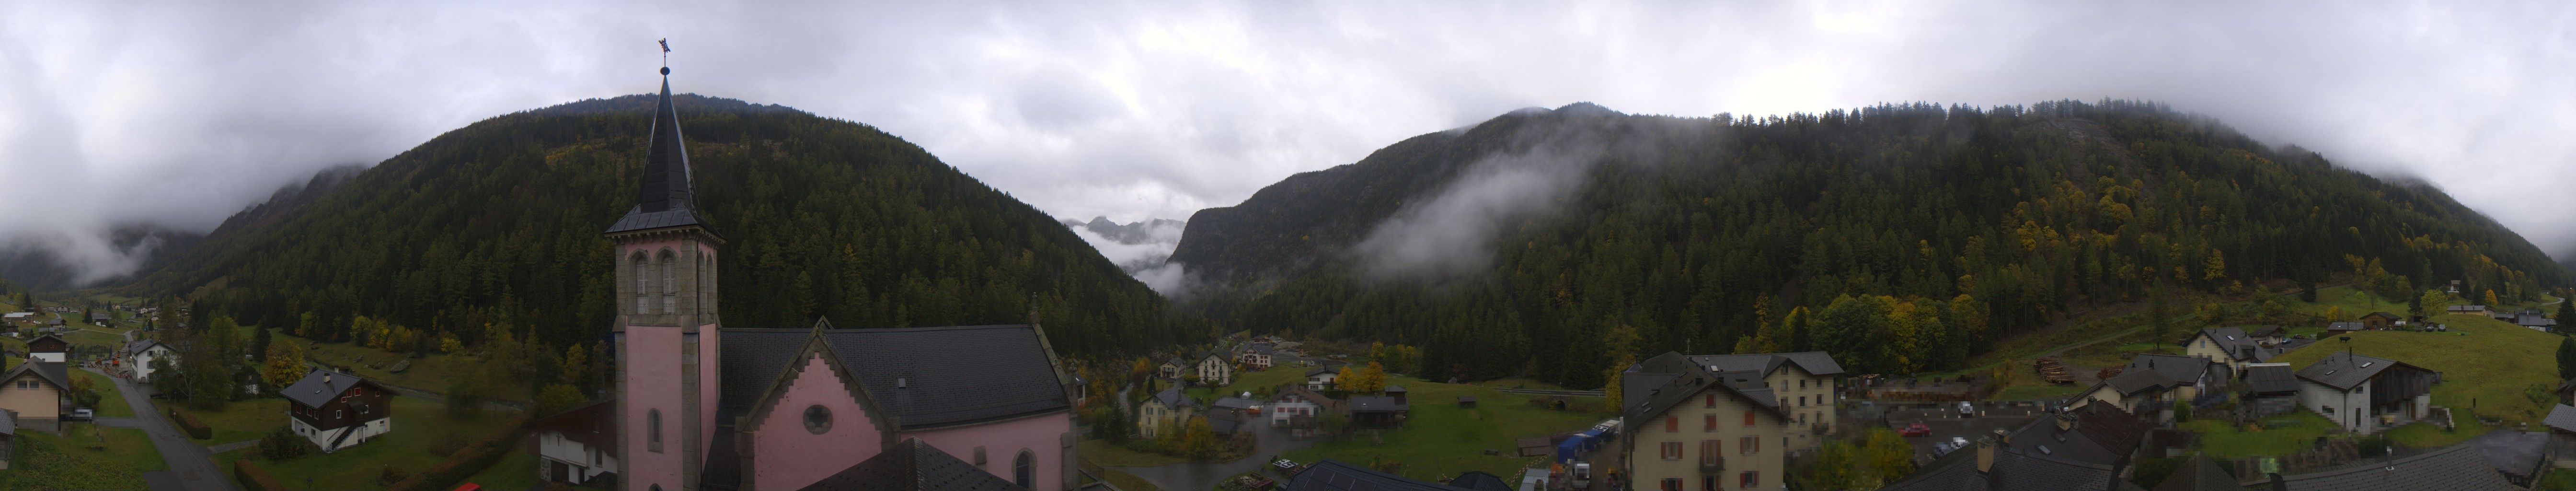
[283,369,392,452]
[528,400,619,486]
[2296,352,2438,434]
[1137,386,1197,439]
[0,361,68,433]
[121,339,175,383]
[1235,343,1275,371]
[2265,443,2515,490]
[1620,352,1793,491]
[2359,311,2401,330]
[1160,357,1187,379]
[2449,304,2490,316]
[1348,392,1409,430]
[87,312,109,326]
[24,334,67,363]
[1208,396,1260,438]
[2238,363,2301,417]
[2507,309,2558,331]
[1267,385,1339,434]
[2247,325,2288,343]
[2324,321,2364,336]
[1681,351,1844,451]
[2183,327,2303,370]
[603,69,1080,491]
[1196,351,1234,386]
[1304,366,1339,391]
[2069,354,2225,422]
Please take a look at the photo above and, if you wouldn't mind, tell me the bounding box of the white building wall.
[2299,379,2376,433]
[537,431,619,483]
[28,352,63,363]
[1269,401,1318,425]
[293,416,395,451]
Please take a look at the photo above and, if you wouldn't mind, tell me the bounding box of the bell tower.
[607,57,724,491]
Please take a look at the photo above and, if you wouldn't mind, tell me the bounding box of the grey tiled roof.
[794,438,1023,491]
[2547,404,2576,433]
[2127,354,2209,385]
[1880,440,2144,491]
[1152,386,1196,410]
[2327,322,2364,331]
[123,339,170,357]
[1620,352,1791,430]
[2104,369,2177,395]
[1212,397,1260,411]
[1683,351,1846,377]
[280,369,375,408]
[2295,352,2422,390]
[2152,455,2238,491]
[1286,459,1476,491]
[2275,444,2515,491]
[2004,402,2147,466]
[2243,364,2300,394]
[1350,396,1406,413]
[2466,431,2550,482]
[721,325,1071,430]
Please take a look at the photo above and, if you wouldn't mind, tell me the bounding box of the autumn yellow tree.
[263,339,308,388]
[2486,289,2501,307]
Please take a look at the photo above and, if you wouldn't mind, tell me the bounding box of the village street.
[89,367,241,491]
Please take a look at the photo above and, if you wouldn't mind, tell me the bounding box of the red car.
[1898,422,1932,437]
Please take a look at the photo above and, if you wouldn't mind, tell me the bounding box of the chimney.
[2054,414,2076,433]
[1993,427,2012,445]
[1975,435,1999,473]
[324,372,332,384]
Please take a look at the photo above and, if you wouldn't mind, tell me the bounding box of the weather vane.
[659,38,671,73]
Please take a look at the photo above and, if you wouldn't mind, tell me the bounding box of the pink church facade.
[607,66,1076,491]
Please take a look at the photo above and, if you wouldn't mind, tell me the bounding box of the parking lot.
[1852,401,2051,463]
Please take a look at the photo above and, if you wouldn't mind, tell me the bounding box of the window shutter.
[1666,416,1678,433]
[1703,414,1715,432]
[1743,410,1757,427]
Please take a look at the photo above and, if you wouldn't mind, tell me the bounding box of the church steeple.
[638,67,694,213]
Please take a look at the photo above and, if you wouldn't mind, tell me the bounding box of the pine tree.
[2559,337,2576,381]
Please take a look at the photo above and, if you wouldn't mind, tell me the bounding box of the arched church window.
[659,250,678,314]
[1014,450,1035,487]
[648,409,663,452]
[632,252,651,315]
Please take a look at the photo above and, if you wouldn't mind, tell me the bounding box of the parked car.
[67,409,92,421]
[1932,436,1970,458]
[1898,422,1932,437]
[1957,401,1975,416]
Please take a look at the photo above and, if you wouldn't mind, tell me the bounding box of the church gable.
[739,335,897,491]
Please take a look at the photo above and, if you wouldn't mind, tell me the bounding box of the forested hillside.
[1175,100,2567,387]
[118,94,1195,356]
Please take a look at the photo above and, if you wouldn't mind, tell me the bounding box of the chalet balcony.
[1699,458,1724,474]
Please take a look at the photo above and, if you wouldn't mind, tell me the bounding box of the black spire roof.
[605,67,716,236]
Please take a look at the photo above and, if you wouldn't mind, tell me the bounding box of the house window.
[1798,396,1806,406]
[1703,414,1715,432]
[1700,439,1721,465]
[803,405,832,434]
[1704,393,1716,408]
[1702,477,1717,491]
[1661,441,1682,460]
[1740,471,1758,488]
[1659,478,1682,491]
[1013,450,1036,487]
[974,446,988,466]
[1739,436,1759,455]
[1666,416,1678,433]
[1743,410,1756,427]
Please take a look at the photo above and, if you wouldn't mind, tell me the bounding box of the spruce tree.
[2557,336,2576,381]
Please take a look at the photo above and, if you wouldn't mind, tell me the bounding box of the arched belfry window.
[658,250,678,314]
[631,251,651,315]
[648,409,664,452]
[698,253,713,312]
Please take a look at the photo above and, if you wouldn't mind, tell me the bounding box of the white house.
[2296,352,2438,434]
[121,340,175,382]
[529,400,619,485]
[1304,366,1339,391]
[1196,353,1233,386]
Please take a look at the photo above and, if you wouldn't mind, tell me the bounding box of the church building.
[610,64,1076,491]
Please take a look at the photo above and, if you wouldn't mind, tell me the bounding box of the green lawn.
[290,330,534,403]
[457,451,545,491]
[221,396,524,491]
[1100,468,1165,491]
[163,398,291,444]
[72,369,133,418]
[2180,412,2337,458]
[0,426,163,491]
[1079,438,1189,467]
[2267,313,2556,431]
[1283,375,1606,482]
[2383,409,2484,448]
[1468,377,1566,391]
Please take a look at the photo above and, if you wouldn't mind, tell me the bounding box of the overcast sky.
[5,0,2575,282]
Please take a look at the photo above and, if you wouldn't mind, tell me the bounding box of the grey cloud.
[6,1,2576,289]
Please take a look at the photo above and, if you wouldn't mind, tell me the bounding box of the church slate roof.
[603,70,714,237]
[795,438,1023,491]
[721,324,1071,430]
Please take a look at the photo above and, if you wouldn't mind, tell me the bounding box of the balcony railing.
[1699,458,1725,474]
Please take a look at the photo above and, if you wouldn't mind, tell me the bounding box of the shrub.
[386,415,530,491]
[169,407,213,439]
[427,432,468,456]
[234,460,289,491]
[257,427,319,461]
[380,465,412,485]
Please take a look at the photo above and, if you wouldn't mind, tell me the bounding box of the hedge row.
[234,460,289,491]
[387,415,530,491]
[169,408,213,440]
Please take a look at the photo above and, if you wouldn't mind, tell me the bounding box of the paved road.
[91,367,239,491]
[1110,415,1322,491]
